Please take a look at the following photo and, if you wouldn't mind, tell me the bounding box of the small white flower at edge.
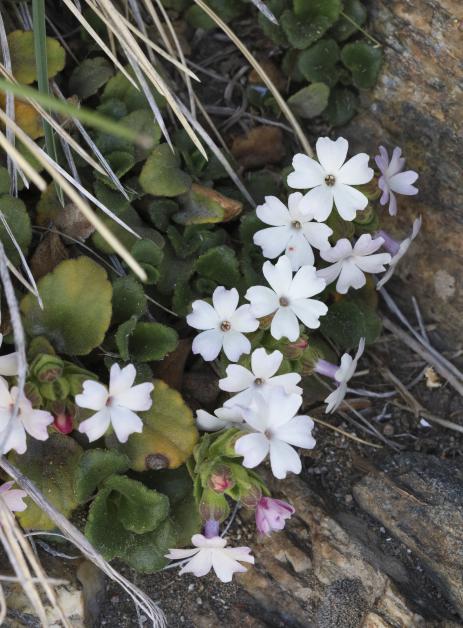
[375,146,418,216]
[187,287,259,362]
[246,255,327,342]
[165,534,254,583]
[287,137,374,221]
[219,347,302,408]
[196,405,244,432]
[253,192,333,270]
[318,234,391,294]
[0,481,27,512]
[235,387,315,480]
[314,338,365,413]
[376,217,422,290]
[76,363,153,443]
[0,380,53,455]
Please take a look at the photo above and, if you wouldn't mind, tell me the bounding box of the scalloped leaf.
[293,0,341,20]
[9,434,82,530]
[288,83,330,119]
[332,0,367,41]
[8,30,65,84]
[341,42,383,89]
[122,379,198,471]
[298,39,340,85]
[195,245,241,288]
[21,257,112,355]
[325,86,358,126]
[75,449,130,502]
[0,195,32,264]
[139,144,192,197]
[115,317,178,362]
[69,57,114,100]
[281,11,333,49]
[111,276,147,325]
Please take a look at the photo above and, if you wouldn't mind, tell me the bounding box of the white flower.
[245,256,327,342]
[318,234,391,294]
[376,217,422,290]
[76,364,153,443]
[0,380,53,455]
[235,388,315,480]
[165,534,254,583]
[324,338,365,413]
[196,405,244,432]
[220,348,302,408]
[0,480,27,512]
[187,287,259,362]
[287,137,374,221]
[375,146,419,216]
[0,333,18,376]
[253,192,333,270]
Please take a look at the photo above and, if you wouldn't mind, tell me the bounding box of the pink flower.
[255,497,295,536]
[375,146,418,216]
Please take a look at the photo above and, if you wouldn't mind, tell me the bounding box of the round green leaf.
[293,0,341,20]
[8,30,65,85]
[112,276,147,325]
[288,83,330,119]
[69,57,114,100]
[332,0,367,41]
[0,195,32,264]
[139,145,192,197]
[325,86,358,126]
[320,299,381,348]
[115,317,178,362]
[195,245,241,287]
[298,39,340,85]
[281,11,332,49]
[341,42,383,89]
[21,257,113,355]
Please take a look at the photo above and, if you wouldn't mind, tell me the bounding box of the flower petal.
[192,330,223,361]
[212,550,248,582]
[110,363,137,396]
[320,238,352,263]
[251,348,282,380]
[267,389,302,429]
[245,286,279,317]
[187,300,220,331]
[263,256,293,296]
[388,170,419,195]
[301,221,333,250]
[299,185,333,221]
[165,547,200,560]
[355,252,391,274]
[336,260,366,293]
[2,488,27,512]
[353,233,384,256]
[179,549,213,578]
[287,154,324,189]
[78,408,111,442]
[338,153,373,185]
[219,364,255,392]
[110,406,143,443]
[230,304,259,333]
[290,298,328,329]
[235,432,269,468]
[254,226,289,259]
[285,231,314,270]
[0,353,18,376]
[269,439,301,479]
[316,137,348,173]
[22,408,53,441]
[212,286,239,320]
[289,264,326,299]
[332,183,368,221]
[222,331,251,362]
[271,307,300,341]
[325,383,347,413]
[273,415,315,448]
[0,419,26,455]
[75,380,108,411]
[269,373,302,394]
[113,382,154,412]
[317,261,342,286]
[256,196,290,226]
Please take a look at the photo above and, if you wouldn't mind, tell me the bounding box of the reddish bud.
[208,465,234,493]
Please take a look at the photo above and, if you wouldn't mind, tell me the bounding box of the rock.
[344,1,463,341]
[353,453,463,619]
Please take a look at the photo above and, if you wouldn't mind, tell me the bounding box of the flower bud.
[40,377,70,401]
[208,465,234,493]
[240,484,262,510]
[51,401,75,434]
[300,344,324,375]
[199,488,230,523]
[281,336,309,359]
[30,354,63,383]
[27,336,56,360]
[24,381,42,408]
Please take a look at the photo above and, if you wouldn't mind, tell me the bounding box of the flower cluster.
[168,136,420,583]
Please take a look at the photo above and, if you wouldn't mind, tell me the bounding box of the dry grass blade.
[0,128,46,191]
[250,0,278,24]
[0,458,167,627]
[0,108,147,281]
[192,0,313,157]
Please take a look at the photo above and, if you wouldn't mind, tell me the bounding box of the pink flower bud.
[255,497,295,536]
[53,412,74,434]
[208,465,234,493]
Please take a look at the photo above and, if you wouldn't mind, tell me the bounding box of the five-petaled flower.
[253,192,333,270]
[0,380,53,454]
[318,234,391,294]
[287,137,374,221]
[0,481,27,512]
[76,364,153,443]
[376,217,422,290]
[375,146,419,216]
[246,255,327,342]
[235,387,315,479]
[255,496,295,536]
[165,534,255,582]
[187,287,259,362]
[219,347,302,408]
[314,338,365,413]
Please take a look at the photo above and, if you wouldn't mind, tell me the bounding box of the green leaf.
[131,238,164,284]
[173,184,242,225]
[69,57,114,100]
[298,39,340,85]
[9,434,82,530]
[121,380,198,471]
[195,245,241,287]
[75,449,131,502]
[120,110,162,162]
[332,0,367,41]
[115,317,178,362]
[21,257,113,355]
[145,199,179,232]
[8,30,65,84]
[341,42,383,89]
[206,0,247,21]
[320,299,382,347]
[281,11,332,49]
[325,86,358,126]
[112,276,147,325]
[124,519,177,572]
[102,68,166,112]
[139,145,192,197]
[0,167,10,195]
[0,195,32,264]
[185,6,216,30]
[293,0,341,20]
[288,83,330,119]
